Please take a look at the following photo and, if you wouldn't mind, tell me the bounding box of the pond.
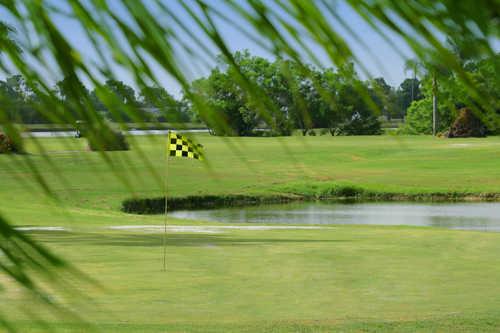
[169,202,500,232]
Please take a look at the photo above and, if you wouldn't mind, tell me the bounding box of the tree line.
[0,75,190,124]
[1,49,497,136]
[189,51,422,136]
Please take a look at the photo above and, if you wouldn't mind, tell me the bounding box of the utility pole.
[411,64,416,102]
[432,73,438,136]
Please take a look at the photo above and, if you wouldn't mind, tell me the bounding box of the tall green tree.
[369,77,399,120]
[92,80,143,122]
[55,75,91,122]
[397,78,422,117]
[140,86,189,122]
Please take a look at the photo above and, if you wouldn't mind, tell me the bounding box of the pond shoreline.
[122,188,500,215]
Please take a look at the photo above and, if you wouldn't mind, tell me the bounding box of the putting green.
[4,225,500,332]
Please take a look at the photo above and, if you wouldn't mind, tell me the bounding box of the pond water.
[169,202,500,232]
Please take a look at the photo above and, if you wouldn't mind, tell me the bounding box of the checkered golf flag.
[168,132,204,160]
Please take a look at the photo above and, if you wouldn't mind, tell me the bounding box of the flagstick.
[163,133,170,272]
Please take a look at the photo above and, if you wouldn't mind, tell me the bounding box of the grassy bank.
[122,187,500,214]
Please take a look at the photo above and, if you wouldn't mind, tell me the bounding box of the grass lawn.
[5,226,500,332]
[1,135,500,332]
[1,134,500,217]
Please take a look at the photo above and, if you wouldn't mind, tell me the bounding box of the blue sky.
[0,1,417,97]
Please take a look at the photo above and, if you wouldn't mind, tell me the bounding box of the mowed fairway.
[1,135,500,332]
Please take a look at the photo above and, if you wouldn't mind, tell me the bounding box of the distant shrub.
[319,185,364,198]
[0,133,23,154]
[88,130,129,151]
[401,98,456,135]
[448,107,487,138]
[307,129,316,136]
[335,185,364,197]
[334,113,382,136]
[319,128,329,136]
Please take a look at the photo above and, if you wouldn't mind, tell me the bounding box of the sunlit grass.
[3,225,500,332]
[2,134,499,222]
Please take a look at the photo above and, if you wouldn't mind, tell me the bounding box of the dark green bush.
[319,185,364,198]
[88,130,129,151]
[334,114,382,136]
[0,133,23,154]
[334,185,364,197]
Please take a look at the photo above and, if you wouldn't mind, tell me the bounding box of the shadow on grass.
[26,231,351,248]
[12,312,500,332]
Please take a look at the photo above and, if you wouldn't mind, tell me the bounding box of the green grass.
[1,135,500,332]
[2,135,500,219]
[4,226,500,332]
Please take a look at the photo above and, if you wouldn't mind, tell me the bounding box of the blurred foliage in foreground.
[0,0,499,329]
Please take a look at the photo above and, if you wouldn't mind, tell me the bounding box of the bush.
[401,99,433,134]
[0,133,23,154]
[319,128,329,136]
[448,107,487,138]
[307,129,316,136]
[402,98,456,134]
[334,113,382,135]
[88,130,129,151]
[318,185,364,198]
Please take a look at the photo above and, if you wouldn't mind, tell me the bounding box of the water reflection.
[170,202,500,232]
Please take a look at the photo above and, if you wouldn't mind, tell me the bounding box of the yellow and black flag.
[168,132,204,160]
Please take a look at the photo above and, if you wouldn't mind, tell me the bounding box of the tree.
[335,80,382,135]
[55,75,91,122]
[140,86,189,122]
[55,75,90,103]
[405,58,452,135]
[403,53,499,135]
[0,75,44,123]
[232,51,292,135]
[103,79,139,106]
[369,77,399,120]
[190,52,383,137]
[190,51,293,136]
[191,68,256,136]
[397,78,422,117]
[91,80,143,122]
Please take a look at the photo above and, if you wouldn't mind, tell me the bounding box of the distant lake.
[170,202,500,232]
